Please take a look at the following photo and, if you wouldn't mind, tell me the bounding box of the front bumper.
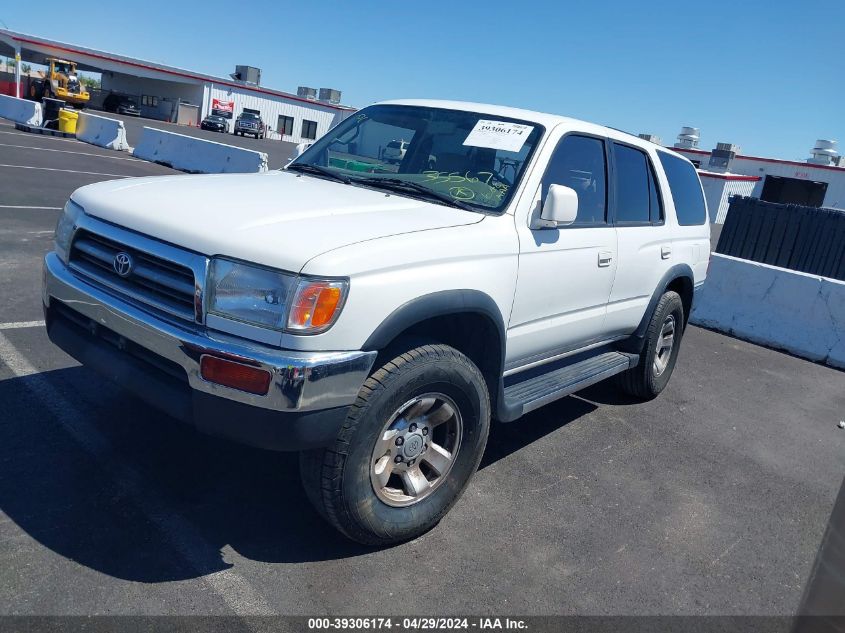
[42,252,377,450]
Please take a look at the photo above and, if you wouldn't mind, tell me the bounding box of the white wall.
[699,176,759,223]
[205,84,350,144]
[733,157,845,210]
[675,148,845,210]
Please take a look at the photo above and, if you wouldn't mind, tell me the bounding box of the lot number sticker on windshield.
[463,120,534,153]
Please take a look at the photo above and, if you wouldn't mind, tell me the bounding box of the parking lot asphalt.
[96,110,299,170]
[1,119,844,616]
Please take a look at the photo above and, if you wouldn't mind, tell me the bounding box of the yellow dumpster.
[58,109,78,134]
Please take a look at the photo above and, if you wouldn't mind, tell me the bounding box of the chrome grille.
[69,230,197,322]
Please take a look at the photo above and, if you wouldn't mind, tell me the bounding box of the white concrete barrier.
[691,254,845,369]
[75,112,130,151]
[0,94,42,126]
[132,127,268,174]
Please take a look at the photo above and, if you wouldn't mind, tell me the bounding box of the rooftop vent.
[318,88,342,104]
[297,86,317,100]
[638,133,662,145]
[674,126,700,149]
[808,139,840,166]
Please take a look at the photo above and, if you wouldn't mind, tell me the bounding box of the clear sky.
[2,0,842,160]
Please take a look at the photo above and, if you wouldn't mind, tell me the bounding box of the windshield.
[291,104,544,212]
[240,112,260,120]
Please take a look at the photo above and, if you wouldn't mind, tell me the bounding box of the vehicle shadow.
[0,366,597,583]
[480,395,596,470]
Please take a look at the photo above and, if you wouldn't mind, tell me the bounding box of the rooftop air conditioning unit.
[231,65,261,85]
[297,86,317,100]
[318,88,342,104]
[638,133,662,145]
[708,142,740,172]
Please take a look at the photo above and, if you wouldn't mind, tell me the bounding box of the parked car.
[102,94,140,117]
[234,110,264,138]
[201,115,229,133]
[382,139,409,164]
[43,99,710,546]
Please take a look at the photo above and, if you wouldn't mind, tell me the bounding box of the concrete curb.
[14,122,75,138]
[691,254,845,369]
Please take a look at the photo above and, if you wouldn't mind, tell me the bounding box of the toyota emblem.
[113,252,134,277]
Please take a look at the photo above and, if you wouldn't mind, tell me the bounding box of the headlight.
[55,199,84,262]
[208,258,296,330]
[207,258,349,334]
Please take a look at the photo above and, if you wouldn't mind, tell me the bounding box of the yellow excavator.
[28,57,90,108]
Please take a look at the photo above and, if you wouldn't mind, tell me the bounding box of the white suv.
[43,99,710,545]
[382,139,408,164]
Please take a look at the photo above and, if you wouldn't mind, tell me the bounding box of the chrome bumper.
[42,252,376,413]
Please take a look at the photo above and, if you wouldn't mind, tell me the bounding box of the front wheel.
[618,290,685,400]
[300,343,490,545]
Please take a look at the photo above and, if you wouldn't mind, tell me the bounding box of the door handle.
[598,251,613,267]
[661,245,672,260]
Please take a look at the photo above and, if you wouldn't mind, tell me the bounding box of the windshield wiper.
[351,177,476,212]
[286,163,351,184]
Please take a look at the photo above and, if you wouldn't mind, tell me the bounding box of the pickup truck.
[43,99,710,545]
[233,109,264,138]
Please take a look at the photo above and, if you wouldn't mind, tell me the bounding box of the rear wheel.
[618,290,685,400]
[300,343,490,545]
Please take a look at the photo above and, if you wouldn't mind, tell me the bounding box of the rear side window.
[648,161,663,223]
[542,135,607,226]
[613,144,650,224]
[658,152,707,225]
[613,143,663,225]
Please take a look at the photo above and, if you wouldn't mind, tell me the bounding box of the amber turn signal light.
[200,355,272,395]
[287,280,347,332]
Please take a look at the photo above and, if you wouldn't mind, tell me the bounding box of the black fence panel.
[715,197,845,281]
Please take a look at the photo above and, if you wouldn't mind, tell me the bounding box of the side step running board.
[498,350,639,422]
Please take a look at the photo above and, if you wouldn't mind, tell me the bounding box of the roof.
[0,28,355,112]
[698,171,761,182]
[673,146,845,174]
[378,99,693,161]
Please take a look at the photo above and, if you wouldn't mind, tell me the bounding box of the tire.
[300,343,491,546]
[618,290,685,400]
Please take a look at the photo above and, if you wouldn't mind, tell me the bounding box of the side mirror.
[294,142,312,158]
[534,184,578,228]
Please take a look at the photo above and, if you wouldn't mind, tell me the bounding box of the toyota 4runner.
[43,100,710,545]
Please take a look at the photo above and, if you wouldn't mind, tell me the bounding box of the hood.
[70,171,483,272]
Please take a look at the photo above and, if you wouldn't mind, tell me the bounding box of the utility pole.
[14,46,21,98]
